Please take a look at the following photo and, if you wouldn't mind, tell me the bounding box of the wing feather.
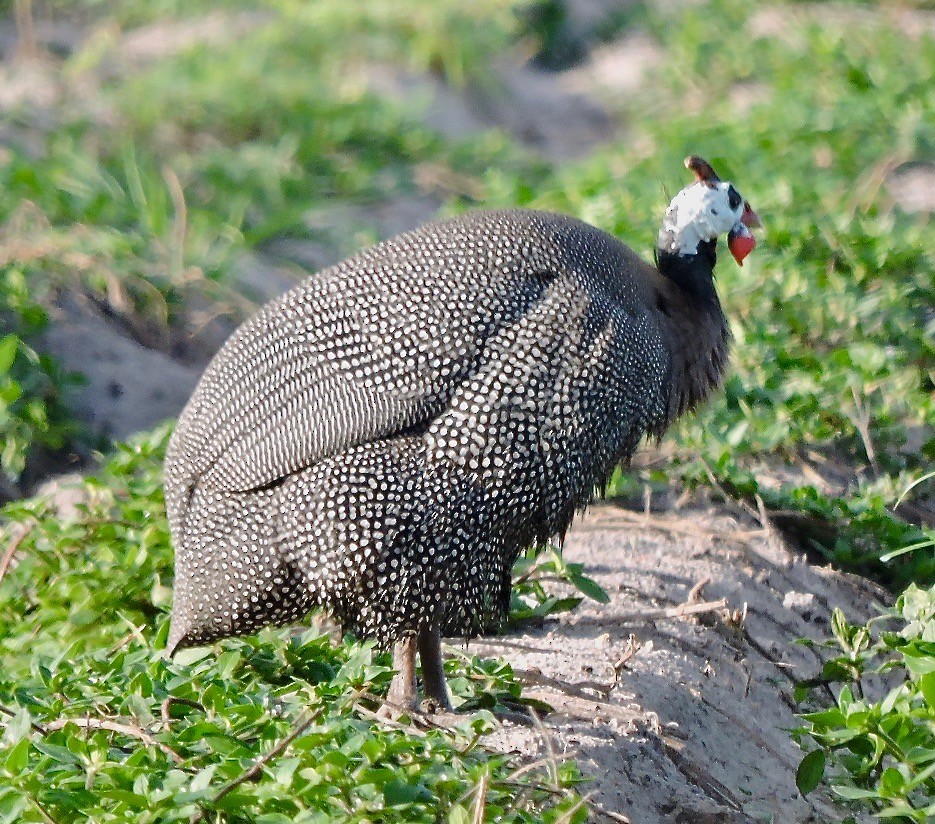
[166,213,558,513]
[164,209,665,535]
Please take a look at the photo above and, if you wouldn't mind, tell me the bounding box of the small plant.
[881,471,935,565]
[793,585,935,822]
[0,427,587,823]
[510,544,609,627]
[0,268,77,488]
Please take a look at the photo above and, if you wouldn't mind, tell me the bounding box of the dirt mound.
[475,502,884,823]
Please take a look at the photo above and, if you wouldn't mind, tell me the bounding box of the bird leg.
[380,633,419,718]
[378,628,452,719]
[417,625,452,713]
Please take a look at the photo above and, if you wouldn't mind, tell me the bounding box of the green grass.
[0,427,586,823]
[794,585,935,822]
[0,268,77,486]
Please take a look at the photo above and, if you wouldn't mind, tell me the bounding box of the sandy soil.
[469,501,885,822]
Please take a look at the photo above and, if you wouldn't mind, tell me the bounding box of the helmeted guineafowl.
[164,156,760,712]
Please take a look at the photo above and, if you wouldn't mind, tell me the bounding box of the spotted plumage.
[165,159,759,710]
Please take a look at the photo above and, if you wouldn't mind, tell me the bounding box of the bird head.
[657,155,761,266]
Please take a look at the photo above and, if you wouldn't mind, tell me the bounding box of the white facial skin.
[658,181,747,256]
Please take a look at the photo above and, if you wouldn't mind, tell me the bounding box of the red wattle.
[728,233,756,266]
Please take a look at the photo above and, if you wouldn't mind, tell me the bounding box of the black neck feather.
[654,238,719,305]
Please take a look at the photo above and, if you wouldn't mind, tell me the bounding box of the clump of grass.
[0,266,77,490]
[794,584,935,823]
[0,426,587,823]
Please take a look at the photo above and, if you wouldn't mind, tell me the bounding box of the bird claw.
[375,697,418,722]
[374,694,453,723]
[419,695,453,715]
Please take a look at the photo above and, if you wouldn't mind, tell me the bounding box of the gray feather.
[165,208,725,653]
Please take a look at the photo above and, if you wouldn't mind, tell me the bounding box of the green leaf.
[215,650,242,679]
[831,784,884,801]
[383,779,429,805]
[189,765,218,793]
[1,709,31,746]
[903,654,935,677]
[831,609,853,650]
[796,750,825,796]
[273,757,300,787]
[256,814,297,824]
[878,767,905,798]
[800,707,846,728]
[838,685,854,710]
[174,647,212,666]
[448,804,471,824]
[920,672,935,710]
[3,739,30,776]
[0,336,17,375]
[568,573,610,605]
[0,788,27,822]
[880,684,905,715]
[32,740,81,765]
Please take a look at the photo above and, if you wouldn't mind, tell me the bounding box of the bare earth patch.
[364,58,616,162]
[38,292,201,442]
[887,162,935,215]
[750,3,935,46]
[466,502,885,823]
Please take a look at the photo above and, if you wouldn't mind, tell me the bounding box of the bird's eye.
[710,208,719,215]
[727,185,742,210]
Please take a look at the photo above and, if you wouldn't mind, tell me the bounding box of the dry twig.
[28,799,59,824]
[516,667,613,701]
[501,784,535,819]
[44,717,184,764]
[615,597,728,624]
[205,691,365,814]
[610,634,642,687]
[357,690,457,732]
[160,697,205,727]
[106,618,148,655]
[592,807,632,823]
[354,702,426,737]
[686,576,710,604]
[506,752,581,784]
[0,521,33,586]
[163,166,188,285]
[848,384,880,477]
[529,707,560,790]
[471,770,489,824]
